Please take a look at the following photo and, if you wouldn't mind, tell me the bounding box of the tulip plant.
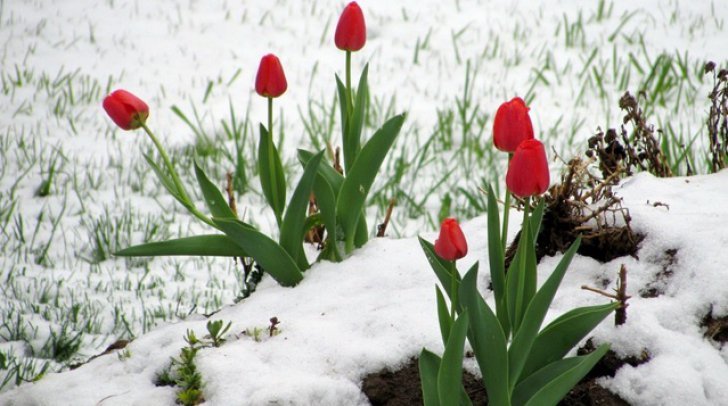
[418,104,616,405]
[103,2,404,288]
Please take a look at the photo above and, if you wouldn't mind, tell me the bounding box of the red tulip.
[102,89,149,130]
[493,97,534,153]
[434,218,468,261]
[335,2,366,52]
[255,54,287,98]
[506,139,550,198]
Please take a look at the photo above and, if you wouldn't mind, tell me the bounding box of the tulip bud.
[493,97,534,153]
[335,2,366,52]
[255,54,288,98]
[506,139,550,198]
[434,218,468,261]
[102,89,149,131]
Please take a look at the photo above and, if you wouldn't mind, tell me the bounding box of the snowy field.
[1,0,727,404]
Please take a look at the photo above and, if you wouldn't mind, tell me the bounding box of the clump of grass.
[705,61,728,172]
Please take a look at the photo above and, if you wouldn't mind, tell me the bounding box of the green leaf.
[353,213,368,248]
[115,234,247,257]
[508,239,581,389]
[214,218,303,287]
[418,237,461,302]
[513,344,610,406]
[258,124,286,225]
[506,218,532,334]
[344,64,369,172]
[310,174,341,261]
[438,311,469,406]
[193,160,236,219]
[143,153,181,200]
[298,149,344,196]
[486,184,509,335]
[520,302,617,380]
[335,75,349,157]
[435,287,452,346]
[459,267,510,406]
[279,151,324,270]
[419,349,442,406]
[337,114,405,252]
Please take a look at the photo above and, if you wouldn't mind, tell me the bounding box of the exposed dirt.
[702,310,728,344]
[361,342,647,405]
[361,358,487,405]
[639,249,678,298]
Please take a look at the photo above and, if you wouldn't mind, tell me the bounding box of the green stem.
[345,50,352,116]
[501,153,513,252]
[449,261,458,321]
[140,124,215,228]
[267,96,282,227]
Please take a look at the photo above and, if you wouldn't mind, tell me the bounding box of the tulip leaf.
[435,286,452,345]
[214,218,303,287]
[115,234,247,257]
[506,218,532,335]
[143,153,181,201]
[335,75,349,165]
[528,200,545,245]
[346,64,369,172]
[418,237,462,302]
[298,149,344,196]
[508,239,581,389]
[338,114,405,252]
[419,349,442,406]
[310,173,341,262]
[279,150,324,270]
[258,124,286,226]
[459,267,510,406]
[437,310,468,406]
[520,302,617,381]
[193,160,236,219]
[486,184,509,335]
[353,213,368,248]
[513,344,610,406]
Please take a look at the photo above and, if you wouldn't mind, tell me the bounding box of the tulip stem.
[449,260,458,321]
[140,124,215,228]
[267,96,282,228]
[345,50,353,115]
[501,153,513,252]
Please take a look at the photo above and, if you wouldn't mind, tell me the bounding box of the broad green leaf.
[335,75,350,166]
[310,173,341,261]
[435,287,452,346]
[514,344,610,406]
[353,213,368,248]
[214,218,303,287]
[144,153,181,201]
[419,349,442,406]
[337,114,405,252]
[524,222,538,318]
[193,160,236,219]
[298,149,344,196]
[345,64,369,172]
[520,302,617,380]
[279,151,324,271]
[506,219,532,334]
[115,234,247,257]
[438,311,469,406]
[418,237,461,302]
[508,239,581,389]
[460,267,510,406]
[486,184,509,335]
[258,124,286,225]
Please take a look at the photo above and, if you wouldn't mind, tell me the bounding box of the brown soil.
[702,310,728,344]
[639,249,678,298]
[361,358,487,405]
[361,342,645,405]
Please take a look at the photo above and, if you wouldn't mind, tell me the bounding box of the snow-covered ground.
[1,0,727,404]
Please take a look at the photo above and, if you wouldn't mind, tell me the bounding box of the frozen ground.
[0,0,727,404]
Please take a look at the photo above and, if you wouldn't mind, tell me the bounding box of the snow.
[2,171,728,405]
[2,0,728,404]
